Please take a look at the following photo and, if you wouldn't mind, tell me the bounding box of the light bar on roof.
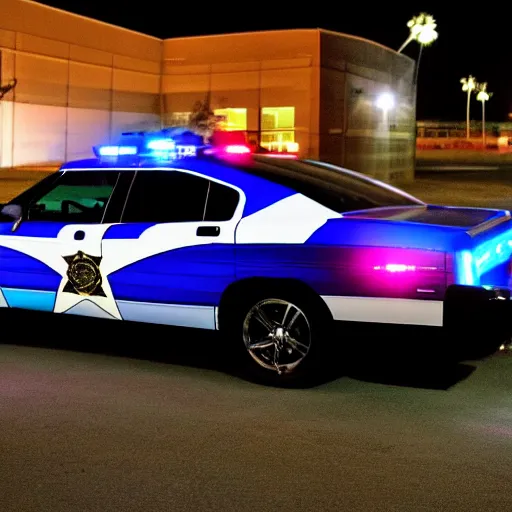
[146,139,175,151]
[144,138,197,159]
[93,134,199,161]
[203,144,253,157]
[96,145,138,157]
[224,144,251,154]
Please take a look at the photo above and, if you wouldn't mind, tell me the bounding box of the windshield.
[5,172,62,208]
[241,157,423,214]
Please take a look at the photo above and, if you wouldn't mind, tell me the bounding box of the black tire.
[222,284,333,387]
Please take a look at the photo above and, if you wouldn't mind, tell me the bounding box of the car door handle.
[74,230,85,241]
[197,226,220,237]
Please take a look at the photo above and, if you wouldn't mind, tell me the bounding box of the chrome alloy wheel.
[242,298,312,375]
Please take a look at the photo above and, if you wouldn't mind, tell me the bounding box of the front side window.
[27,171,119,223]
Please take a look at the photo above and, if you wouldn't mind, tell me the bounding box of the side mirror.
[1,204,22,219]
[0,204,23,231]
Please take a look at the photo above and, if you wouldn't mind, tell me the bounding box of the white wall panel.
[0,101,14,167]
[66,108,110,161]
[12,104,66,165]
[110,112,160,139]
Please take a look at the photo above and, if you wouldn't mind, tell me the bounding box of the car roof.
[59,156,300,218]
[60,155,422,213]
[59,156,295,194]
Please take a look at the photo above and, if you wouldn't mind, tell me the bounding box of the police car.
[0,128,511,385]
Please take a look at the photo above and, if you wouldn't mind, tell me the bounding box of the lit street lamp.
[375,92,395,112]
[375,92,395,127]
[397,13,439,53]
[461,76,477,139]
[476,82,492,148]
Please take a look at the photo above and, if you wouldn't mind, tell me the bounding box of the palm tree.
[476,83,492,147]
[398,14,438,87]
[461,76,477,139]
[398,13,439,53]
[188,92,217,142]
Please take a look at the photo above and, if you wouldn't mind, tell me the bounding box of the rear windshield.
[239,157,423,214]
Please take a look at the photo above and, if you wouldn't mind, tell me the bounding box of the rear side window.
[121,170,240,224]
[234,156,422,214]
[204,181,239,221]
[122,170,209,223]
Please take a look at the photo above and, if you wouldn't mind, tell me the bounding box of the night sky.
[34,1,512,123]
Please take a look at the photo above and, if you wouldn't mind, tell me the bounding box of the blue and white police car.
[1,128,511,385]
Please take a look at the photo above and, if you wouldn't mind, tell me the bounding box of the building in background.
[163,30,416,182]
[0,0,162,167]
[0,0,416,182]
[416,121,512,150]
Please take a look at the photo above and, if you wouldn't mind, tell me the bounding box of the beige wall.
[162,29,416,182]
[0,5,416,182]
[0,0,162,166]
[162,30,320,159]
[320,31,416,182]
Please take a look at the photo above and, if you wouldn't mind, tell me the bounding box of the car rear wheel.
[224,288,331,387]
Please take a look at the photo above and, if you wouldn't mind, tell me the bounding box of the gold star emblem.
[62,251,106,297]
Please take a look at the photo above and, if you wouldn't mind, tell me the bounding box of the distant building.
[0,0,416,182]
[416,120,512,138]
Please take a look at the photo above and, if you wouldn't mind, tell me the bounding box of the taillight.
[373,264,416,272]
[372,263,439,273]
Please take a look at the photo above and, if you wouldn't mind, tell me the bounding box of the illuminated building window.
[168,112,191,126]
[213,108,247,131]
[260,107,297,152]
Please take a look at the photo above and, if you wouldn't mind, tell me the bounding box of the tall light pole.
[461,76,477,140]
[476,83,492,148]
[398,13,438,181]
[398,13,439,53]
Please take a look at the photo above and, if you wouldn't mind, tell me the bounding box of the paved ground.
[417,149,512,167]
[0,169,51,204]
[404,171,512,209]
[1,311,512,512]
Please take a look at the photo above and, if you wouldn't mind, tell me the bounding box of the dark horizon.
[33,1,512,123]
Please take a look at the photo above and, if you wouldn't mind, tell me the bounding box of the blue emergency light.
[92,128,205,162]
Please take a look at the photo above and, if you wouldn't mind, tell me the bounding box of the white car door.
[99,168,244,330]
[0,169,126,319]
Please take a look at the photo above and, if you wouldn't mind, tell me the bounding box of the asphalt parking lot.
[1,310,512,512]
